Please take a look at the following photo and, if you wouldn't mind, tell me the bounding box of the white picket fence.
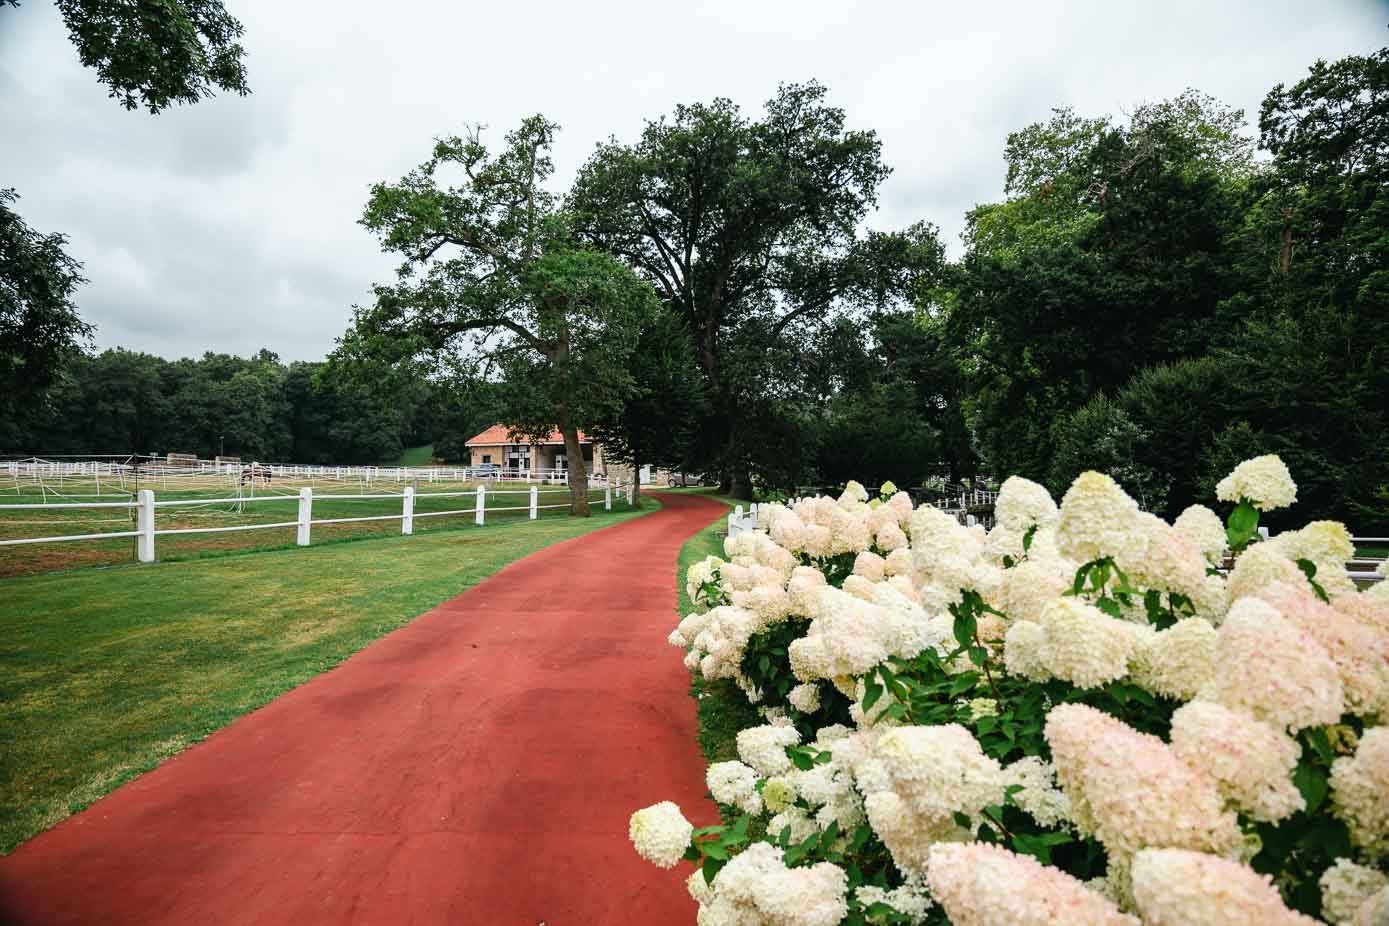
[726,503,759,538]
[0,481,635,564]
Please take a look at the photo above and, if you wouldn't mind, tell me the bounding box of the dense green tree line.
[0,348,436,464]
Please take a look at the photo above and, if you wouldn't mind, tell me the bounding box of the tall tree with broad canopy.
[569,81,943,497]
[341,117,661,516]
[589,306,706,506]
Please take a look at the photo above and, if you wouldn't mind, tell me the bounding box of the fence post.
[475,484,486,526]
[529,485,538,520]
[137,489,155,562]
[605,483,612,511]
[402,486,414,535]
[297,487,313,546]
[727,509,739,539]
[626,482,633,506]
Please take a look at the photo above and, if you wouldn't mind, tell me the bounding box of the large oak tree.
[342,117,660,515]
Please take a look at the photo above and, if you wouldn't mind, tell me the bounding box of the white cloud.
[0,0,1382,360]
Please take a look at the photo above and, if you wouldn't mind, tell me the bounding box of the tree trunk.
[561,425,590,516]
[631,452,642,507]
[729,469,753,500]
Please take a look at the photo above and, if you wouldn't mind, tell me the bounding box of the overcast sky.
[1,2,1383,362]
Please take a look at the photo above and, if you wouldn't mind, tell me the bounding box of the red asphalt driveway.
[0,491,726,925]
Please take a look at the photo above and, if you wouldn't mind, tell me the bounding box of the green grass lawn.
[0,501,651,854]
[671,491,762,767]
[396,443,435,466]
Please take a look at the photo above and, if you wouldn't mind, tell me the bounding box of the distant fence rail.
[0,481,635,564]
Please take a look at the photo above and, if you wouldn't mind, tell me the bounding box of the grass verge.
[0,501,651,854]
[672,491,762,766]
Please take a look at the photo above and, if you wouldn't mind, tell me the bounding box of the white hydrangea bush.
[633,462,1388,924]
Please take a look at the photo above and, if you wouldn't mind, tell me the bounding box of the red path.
[0,492,725,925]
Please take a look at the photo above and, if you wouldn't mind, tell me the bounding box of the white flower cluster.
[849,724,1006,871]
[639,456,1389,923]
[628,801,693,868]
[1216,453,1298,511]
[694,842,848,926]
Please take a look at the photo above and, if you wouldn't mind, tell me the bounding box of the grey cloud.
[1,0,1383,361]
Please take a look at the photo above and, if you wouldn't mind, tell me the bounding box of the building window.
[482,454,491,463]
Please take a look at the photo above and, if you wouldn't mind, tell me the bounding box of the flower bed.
[632,462,1389,925]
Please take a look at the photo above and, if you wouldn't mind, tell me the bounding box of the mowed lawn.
[0,501,651,853]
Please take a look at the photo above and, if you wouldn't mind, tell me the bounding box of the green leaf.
[1296,558,1330,603]
[1226,499,1260,550]
[863,680,883,713]
[1294,759,1329,812]
[702,856,727,884]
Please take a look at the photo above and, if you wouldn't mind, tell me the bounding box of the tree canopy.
[342,117,661,514]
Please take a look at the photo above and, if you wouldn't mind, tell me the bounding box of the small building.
[464,425,603,475]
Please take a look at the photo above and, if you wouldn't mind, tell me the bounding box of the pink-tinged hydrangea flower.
[875,520,909,553]
[786,565,827,616]
[1130,849,1317,925]
[1336,590,1389,638]
[882,545,913,577]
[1320,859,1389,925]
[698,842,848,926]
[1128,617,1217,701]
[1216,454,1298,512]
[1055,471,1147,565]
[851,550,886,583]
[1045,704,1240,858]
[1330,726,1389,855]
[1172,504,1228,565]
[849,725,1006,871]
[995,475,1060,533]
[1257,582,1389,717]
[1169,700,1303,822]
[628,801,694,869]
[1197,597,1344,731]
[926,843,1137,926]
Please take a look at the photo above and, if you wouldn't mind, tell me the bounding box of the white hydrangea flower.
[1055,471,1146,565]
[1127,617,1218,701]
[766,805,818,844]
[761,776,797,814]
[1216,454,1298,512]
[853,875,934,923]
[1321,859,1389,925]
[1004,756,1072,829]
[849,724,1006,871]
[787,682,821,714]
[1003,620,1051,681]
[1033,597,1144,688]
[1172,504,1228,565]
[696,842,848,926]
[1131,849,1318,925]
[1331,726,1389,855]
[736,724,800,777]
[1169,700,1304,823]
[706,760,763,815]
[994,475,1060,533]
[629,801,693,869]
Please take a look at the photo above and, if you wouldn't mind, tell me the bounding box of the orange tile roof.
[464,425,591,447]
